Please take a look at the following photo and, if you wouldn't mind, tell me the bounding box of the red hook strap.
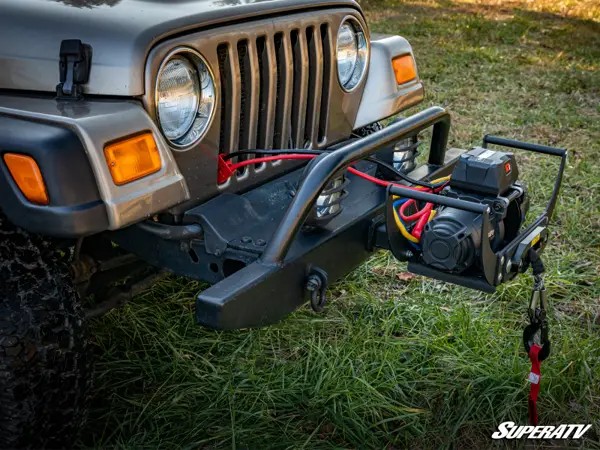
[527,343,543,425]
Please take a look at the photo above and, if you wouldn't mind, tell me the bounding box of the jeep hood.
[0,0,361,96]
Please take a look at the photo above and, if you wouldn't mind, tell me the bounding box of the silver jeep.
[0,0,565,446]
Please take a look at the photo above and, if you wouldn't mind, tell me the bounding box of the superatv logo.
[492,422,592,440]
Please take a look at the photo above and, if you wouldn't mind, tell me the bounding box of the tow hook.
[306,267,328,313]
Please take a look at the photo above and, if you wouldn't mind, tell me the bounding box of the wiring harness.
[217,150,450,240]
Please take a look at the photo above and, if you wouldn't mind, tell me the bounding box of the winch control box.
[449,147,519,196]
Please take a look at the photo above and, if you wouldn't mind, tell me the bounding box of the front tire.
[0,214,91,448]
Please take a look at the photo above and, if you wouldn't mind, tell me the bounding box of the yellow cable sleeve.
[393,208,420,243]
[431,176,451,184]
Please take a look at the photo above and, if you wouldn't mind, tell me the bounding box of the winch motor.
[421,148,529,274]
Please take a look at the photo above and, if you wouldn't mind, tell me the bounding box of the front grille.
[217,22,333,176]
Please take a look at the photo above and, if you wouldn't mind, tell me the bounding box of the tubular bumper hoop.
[261,106,450,264]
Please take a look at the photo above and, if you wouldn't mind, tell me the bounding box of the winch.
[421,148,529,274]
[386,135,566,293]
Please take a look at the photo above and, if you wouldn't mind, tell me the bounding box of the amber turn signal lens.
[104,133,162,185]
[392,54,417,85]
[3,153,49,205]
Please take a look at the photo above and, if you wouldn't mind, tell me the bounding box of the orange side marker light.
[392,54,417,85]
[3,153,49,205]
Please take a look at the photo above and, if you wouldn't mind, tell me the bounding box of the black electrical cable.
[369,157,442,189]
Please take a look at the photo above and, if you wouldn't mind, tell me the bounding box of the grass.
[81,1,600,448]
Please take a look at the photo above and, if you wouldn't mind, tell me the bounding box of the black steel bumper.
[112,106,463,329]
[193,107,462,329]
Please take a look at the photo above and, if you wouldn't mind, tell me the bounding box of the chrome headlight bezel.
[336,17,369,92]
[155,48,217,149]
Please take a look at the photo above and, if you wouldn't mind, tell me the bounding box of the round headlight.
[156,50,216,147]
[336,18,368,91]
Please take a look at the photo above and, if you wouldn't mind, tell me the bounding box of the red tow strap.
[527,344,542,425]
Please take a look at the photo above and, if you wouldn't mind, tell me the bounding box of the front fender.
[0,115,108,238]
[354,35,424,129]
[0,96,190,238]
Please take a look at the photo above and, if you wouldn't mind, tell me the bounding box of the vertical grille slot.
[255,36,268,154]
[237,40,250,153]
[237,39,261,160]
[217,43,241,160]
[236,40,250,175]
[290,29,309,149]
[256,36,277,151]
[247,37,261,162]
[304,26,323,147]
[273,32,293,150]
[217,44,233,157]
[318,24,331,144]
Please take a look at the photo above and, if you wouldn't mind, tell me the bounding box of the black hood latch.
[56,39,92,100]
